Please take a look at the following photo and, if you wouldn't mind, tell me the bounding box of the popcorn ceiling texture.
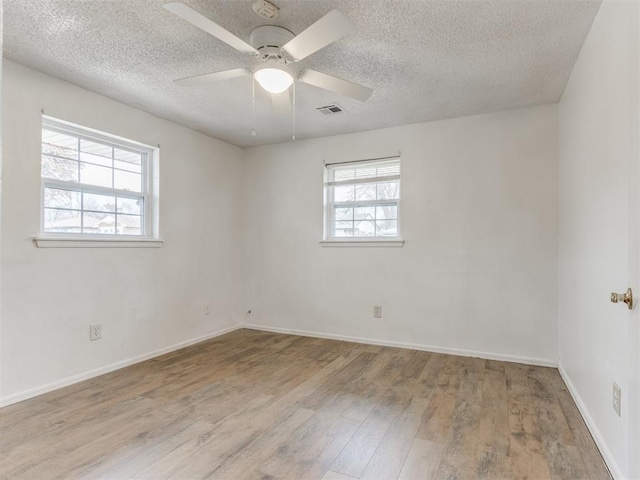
[4,0,600,148]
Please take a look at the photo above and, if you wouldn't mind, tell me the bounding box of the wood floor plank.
[457,357,486,405]
[397,437,444,480]
[543,441,589,480]
[320,470,357,480]
[545,370,611,480]
[282,416,361,480]
[202,407,317,479]
[329,389,410,478]
[505,363,538,405]
[79,420,216,480]
[340,350,403,422]
[477,450,515,480]
[245,390,359,478]
[0,330,609,480]
[415,385,459,443]
[1,396,159,475]
[508,401,552,480]
[478,365,510,456]
[5,397,162,479]
[360,397,430,480]
[434,400,482,479]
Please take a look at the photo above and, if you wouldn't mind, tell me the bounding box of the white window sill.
[34,236,164,248]
[320,239,405,248]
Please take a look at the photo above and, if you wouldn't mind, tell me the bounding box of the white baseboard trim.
[558,364,623,480]
[0,324,241,408]
[242,323,557,368]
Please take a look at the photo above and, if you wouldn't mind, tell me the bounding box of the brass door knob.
[610,288,633,310]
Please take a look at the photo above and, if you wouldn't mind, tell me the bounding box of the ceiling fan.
[163,1,373,114]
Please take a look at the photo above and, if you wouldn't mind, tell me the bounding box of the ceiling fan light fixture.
[254,67,294,94]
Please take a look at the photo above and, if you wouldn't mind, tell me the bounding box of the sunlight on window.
[324,158,400,240]
[41,117,153,237]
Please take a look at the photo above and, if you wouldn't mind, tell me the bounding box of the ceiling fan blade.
[174,68,250,86]
[271,91,292,116]
[281,10,353,62]
[163,3,258,55]
[298,69,373,102]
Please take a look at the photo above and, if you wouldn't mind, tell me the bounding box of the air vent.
[316,104,344,115]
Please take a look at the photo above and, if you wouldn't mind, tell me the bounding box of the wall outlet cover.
[89,324,102,341]
[373,306,382,318]
[612,382,621,416]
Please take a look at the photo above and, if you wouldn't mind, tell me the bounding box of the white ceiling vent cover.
[316,104,345,115]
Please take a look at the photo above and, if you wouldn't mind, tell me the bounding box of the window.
[324,157,401,240]
[40,116,156,239]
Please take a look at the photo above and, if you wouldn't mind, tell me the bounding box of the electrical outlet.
[613,382,621,416]
[89,324,102,341]
[373,306,382,318]
[204,304,212,315]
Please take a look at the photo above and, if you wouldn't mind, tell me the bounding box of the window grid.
[41,117,153,238]
[325,158,401,240]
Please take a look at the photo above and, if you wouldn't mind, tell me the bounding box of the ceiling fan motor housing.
[250,25,295,62]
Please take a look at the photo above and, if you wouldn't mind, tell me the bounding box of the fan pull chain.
[292,81,296,142]
[250,77,257,137]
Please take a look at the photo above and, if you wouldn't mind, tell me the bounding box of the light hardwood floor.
[0,329,610,480]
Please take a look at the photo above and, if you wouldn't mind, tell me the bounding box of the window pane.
[115,170,142,192]
[354,206,375,220]
[44,208,81,233]
[80,163,113,188]
[355,166,377,179]
[376,163,400,177]
[334,221,353,237]
[44,188,81,210]
[42,130,78,160]
[41,120,151,238]
[117,196,142,215]
[334,207,353,221]
[355,184,377,201]
[376,220,397,237]
[334,185,354,202]
[333,168,355,182]
[114,160,142,174]
[42,155,78,182]
[355,220,375,237]
[114,149,142,173]
[377,181,399,200]
[83,212,115,235]
[80,139,112,167]
[83,192,116,213]
[326,159,400,240]
[331,161,399,182]
[376,205,397,220]
[117,214,143,235]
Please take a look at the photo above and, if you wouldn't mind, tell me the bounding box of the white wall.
[242,105,558,365]
[558,0,640,478]
[0,61,245,404]
[0,1,4,411]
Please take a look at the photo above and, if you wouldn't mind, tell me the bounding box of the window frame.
[38,116,158,243]
[323,157,403,244]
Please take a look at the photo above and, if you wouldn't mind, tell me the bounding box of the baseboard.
[242,323,557,368]
[558,364,623,480]
[0,324,241,408]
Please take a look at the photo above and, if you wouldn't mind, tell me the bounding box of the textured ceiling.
[4,0,600,148]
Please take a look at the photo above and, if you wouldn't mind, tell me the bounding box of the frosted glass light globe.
[254,68,294,94]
